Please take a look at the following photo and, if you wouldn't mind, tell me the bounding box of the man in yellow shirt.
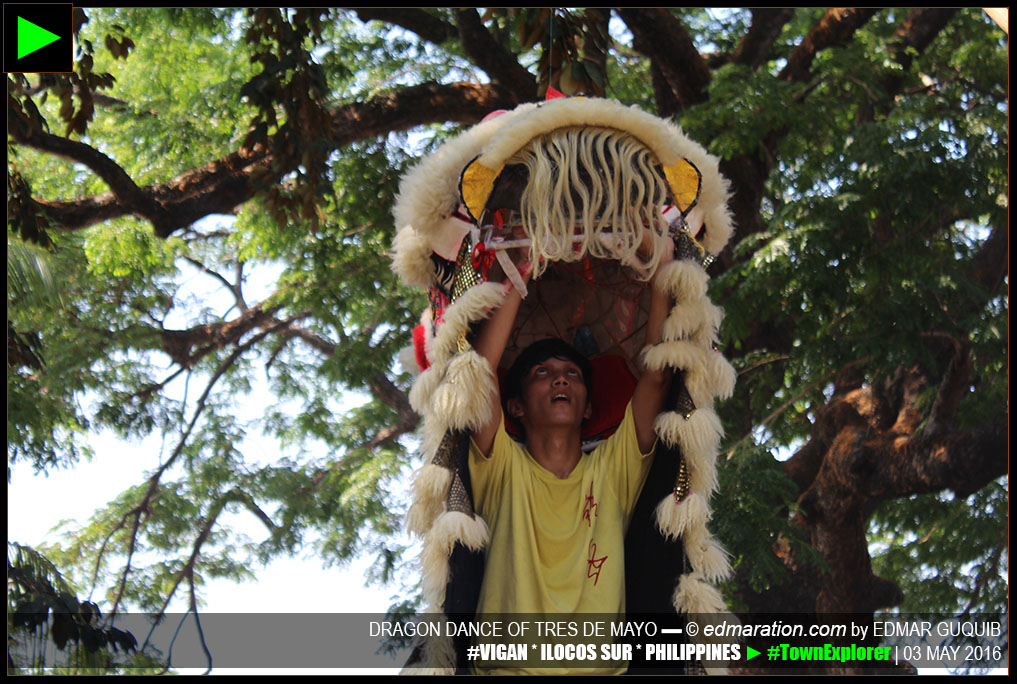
[469,242,675,673]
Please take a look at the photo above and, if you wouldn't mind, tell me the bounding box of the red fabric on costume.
[413,324,430,371]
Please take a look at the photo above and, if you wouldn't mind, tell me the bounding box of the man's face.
[508,356,592,431]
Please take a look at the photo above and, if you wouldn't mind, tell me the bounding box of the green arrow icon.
[746,646,761,661]
[18,16,62,59]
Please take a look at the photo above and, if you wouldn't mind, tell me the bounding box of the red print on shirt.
[582,481,599,527]
[587,540,607,586]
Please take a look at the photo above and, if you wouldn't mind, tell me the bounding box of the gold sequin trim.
[451,237,483,302]
[676,376,696,420]
[670,226,708,264]
[430,430,476,517]
[447,469,473,516]
[674,455,691,503]
[430,430,458,470]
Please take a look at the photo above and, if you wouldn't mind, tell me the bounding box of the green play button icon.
[18,16,61,59]
[746,646,761,661]
[4,4,72,73]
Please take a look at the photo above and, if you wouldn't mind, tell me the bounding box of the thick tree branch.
[888,9,959,77]
[780,8,879,82]
[648,62,681,120]
[453,9,536,96]
[12,127,165,225]
[280,324,335,356]
[352,8,455,45]
[871,418,1007,499]
[922,333,971,439]
[970,223,1008,295]
[159,303,285,367]
[853,8,960,124]
[791,360,1006,501]
[616,8,711,111]
[368,371,417,427]
[33,143,270,236]
[731,8,796,69]
[781,358,869,491]
[27,81,520,237]
[582,9,610,96]
[720,8,957,270]
[777,359,1005,621]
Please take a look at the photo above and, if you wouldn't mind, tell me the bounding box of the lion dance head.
[392,97,737,673]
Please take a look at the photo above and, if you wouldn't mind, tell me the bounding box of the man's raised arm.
[472,268,529,457]
[630,239,676,453]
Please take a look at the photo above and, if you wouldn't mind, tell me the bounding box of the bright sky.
[8,437,410,673]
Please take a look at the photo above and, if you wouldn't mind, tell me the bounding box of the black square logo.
[4,4,73,73]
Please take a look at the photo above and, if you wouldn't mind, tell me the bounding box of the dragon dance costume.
[391,96,738,673]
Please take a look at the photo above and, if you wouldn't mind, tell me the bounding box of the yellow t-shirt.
[468,403,653,672]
